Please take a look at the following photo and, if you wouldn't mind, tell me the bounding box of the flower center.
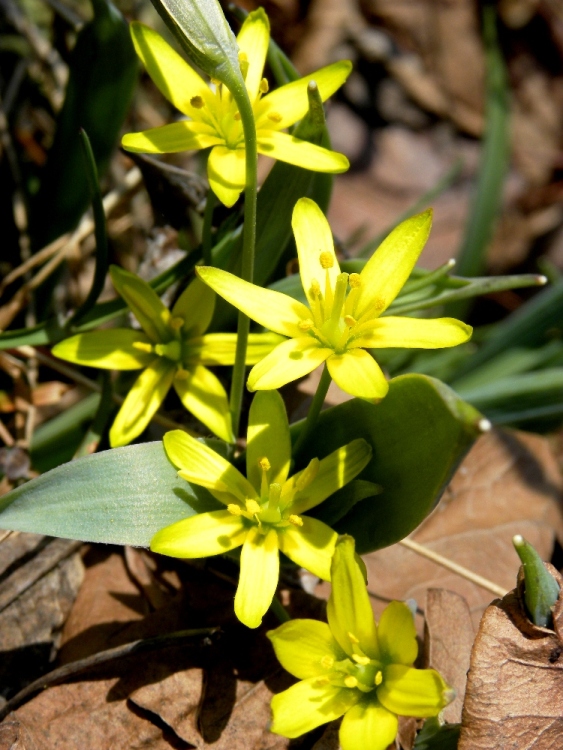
[317,631,382,694]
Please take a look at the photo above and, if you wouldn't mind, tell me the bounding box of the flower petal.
[290,438,372,515]
[248,337,331,391]
[186,332,283,366]
[129,22,214,116]
[236,9,269,103]
[353,316,472,349]
[247,390,291,490]
[172,277,215,336]
[109,266,171,342]
[339,698,398,750]
[255,60,352,130]
[267,619,346,680]
[163,429,255,501]
[196,266,309,337]
[122,120,222,154]
[207,145,245,207]
[292,198,341,307]
[52,330,154,370]
[377,602,418,667]
[353,210,433,319]
[278,517,337,581]
[378,665,451,718]
[150,509,246,558]
[173,364,234,443]
[235,526,279,628]
[327,350,389,402]
[270,677,359,739]
[109,358,175,447]
[258,131,349,174]
[327,537,379,660]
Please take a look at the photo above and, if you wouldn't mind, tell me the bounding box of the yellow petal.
[353,210,432,319]
[173,364,234,443]
[377,665,451,718]
[163,429,255,502]
[247,390,291,490]
[377,602,418,667]
[236,8,269,102]
[247,337,331,391]
[267,619,345,680]
[254,60,352,130]
[327,350,389,402]
[109,358,175,447]
[150,509,246,558]
[122,120,222,154]
[172,277,215,336]
[278,517,337,581]
[327,537,380,660]
[196,266,309,337]
[339,699,398,750]
[258,131,349,174]
[270,677,359,739]
[186,332,283,366]
[130,22,214,116]
[109,266,170,342]
[207,145,245,207]
[52,330,154,370]
[235,526,279,629]
[290,438,372,515]
[292,198,341,307]
[352,316,472,349]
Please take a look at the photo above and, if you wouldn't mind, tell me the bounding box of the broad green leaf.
[295,374,484,553]
[0,442,218,546]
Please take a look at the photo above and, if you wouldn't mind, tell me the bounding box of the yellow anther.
[246,499,261,516]
[227,504,242,516]
[170,316,184,330]
[374,671,383,686]
[267,111,283,123]
[190,95,204,109]
[234,112,241,121]
[372,298,385,312]
[132,341,154,354]
[259,78,269,94]
[352,654,370,666]
[211,78,222,87]
[319,251,334,269]
[349,273,361,288]
[175,367,190,380]
[289,514,303,527]
[259,457,271,471]
[238,51,248,62]
[347,632,360,644]
[343,315,357,327]
[315,676,330,686]
[320,655,334,670]
[298,318,315,331]
[344,676,358,688]
[310,280,322,298]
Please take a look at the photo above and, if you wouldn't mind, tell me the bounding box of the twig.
[398,537,508,598]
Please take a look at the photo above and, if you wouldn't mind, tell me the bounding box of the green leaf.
[0,442,218,546]
[414,718,461,750]
[32,0,137,248]
[295,374,484,553]
[513,534,560,628]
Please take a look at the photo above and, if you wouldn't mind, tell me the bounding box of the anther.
[316,677,330,686]
[298,318,315,331]
[227,504,242,516]
[259,457,271,471]
[170,316,184,330]
[310,280,322,298]
[347,632,360,644]
[349,273,361,288]
[344,676,358,688]
[289,514,303,527]
[259,78,269,94]
[175,367,190,380]
[132,342,154,354]
[319,251,334,269]
[239,51,248,62]
[234,112,241,121]
[190,96,204,109]
[374,671,383,686]
[267,112,283,123]
[245,499,261,516]
[320,655,334,670]
[352,654,370,666]
[343,315,357,327]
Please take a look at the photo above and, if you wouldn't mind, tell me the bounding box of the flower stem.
[270,595,291,624]
[201,189,217,266]
[292,365,332,459]
[229,89,258,438]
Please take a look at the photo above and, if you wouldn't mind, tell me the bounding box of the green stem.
[229,87,258,437]
[270,595,291,624]
[292,365,332,459]
[201,189,217,266]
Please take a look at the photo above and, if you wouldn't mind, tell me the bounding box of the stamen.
[295,457,319,491]
[315,677,330,686]
[343,315,357,327]
[246,499,261,516]
[175,367,190,380]
[154,340,182,361]
[259,78,269,94]
[344,676,358,688]
[319,251,334,269]
[267,112,283,123]
[330,272,349,323]
[259,457,271,471]
[349,273,361,288]
[227,504,242,516]
[352,654,370,666]
[320,655,334,670]
[132,342,154,354]
[260,457,270,497]
[289,514,303,527]
[344,274,362,318]
[347,632,360,644]
[298,318,315,331]
[374,671,383,686]
[268,483,281,510]
[234,112,241,121]
[190,96,204,109]
[170,316,184,330]
[238,52,249,80]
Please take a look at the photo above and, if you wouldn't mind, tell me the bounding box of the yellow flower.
[268,536,453,749]
[150,391,372,628]
[52,267,280,446]
[121,9,351,206]
[197,199,473,401]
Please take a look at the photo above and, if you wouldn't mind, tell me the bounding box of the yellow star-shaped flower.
[122,9,351,207]
[268,536,453,749]
[197,199,473,401]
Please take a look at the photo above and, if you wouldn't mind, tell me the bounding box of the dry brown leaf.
[459,565,563,749]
